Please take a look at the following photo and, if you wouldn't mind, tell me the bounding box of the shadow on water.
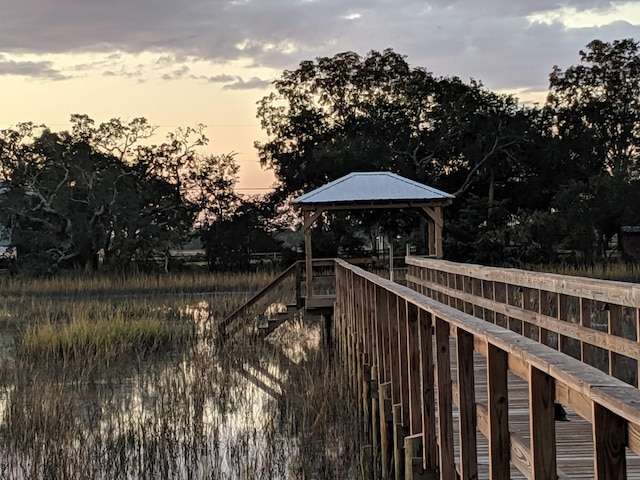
[0,296,361,479]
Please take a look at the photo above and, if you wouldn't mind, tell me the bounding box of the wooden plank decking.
[453,345,640,479]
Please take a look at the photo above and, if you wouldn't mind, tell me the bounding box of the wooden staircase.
[256,303,300,337]
[219,261,303,340]
[219,258,342,341]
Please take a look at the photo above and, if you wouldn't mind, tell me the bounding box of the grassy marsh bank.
[0,270,278,298]
[0,272,361,479]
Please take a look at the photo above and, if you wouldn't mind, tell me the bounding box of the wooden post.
[418,310,437,473]
[487,344,510,479]
[558,293,568,355]
[379,382,394,480]
[389,237,394,282]
[303,209,313,300]
[371,365,381,480]
[434,206,443,258]
[397,299,410,427]
[388,294,401,406]
[404,434,435,480]
[457,329,478,480]
[539,289,550,347]
[393,404,405,480]
[421,206,444,258]
[406,303,422,436]
[363,354,372,440]
[579,297,589,362]
[427,219,435,257]
[529,366,557,479]
[295,261,303,308]
[608,304,633,385]
[435,317,456,479]
[593,403,626,479]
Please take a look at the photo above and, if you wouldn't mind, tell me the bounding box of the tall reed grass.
[0,271,362,479]
[21,316,193,363]
[0,270,277,297]
[528,261,640,283]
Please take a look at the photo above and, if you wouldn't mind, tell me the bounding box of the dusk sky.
[2,0,640,193]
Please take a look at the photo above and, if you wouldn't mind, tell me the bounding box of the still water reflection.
[0,296,358,480]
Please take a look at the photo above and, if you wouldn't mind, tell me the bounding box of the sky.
[1,0,640,194]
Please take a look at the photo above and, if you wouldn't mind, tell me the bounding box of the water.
[0,294,358,480]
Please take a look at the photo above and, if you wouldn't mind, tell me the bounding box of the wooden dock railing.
[334,258,640,479]
[406,256,640,386]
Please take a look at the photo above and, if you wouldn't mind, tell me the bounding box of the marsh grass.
[0,270,277,298]
[21,316,193,363]
[0,272,363,479]
[528,261,640,283]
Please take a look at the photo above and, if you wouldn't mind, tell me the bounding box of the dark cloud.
[0,57,68,80]
[1,1,639,95]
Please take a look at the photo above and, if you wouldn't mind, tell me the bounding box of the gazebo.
[291,171,454,300]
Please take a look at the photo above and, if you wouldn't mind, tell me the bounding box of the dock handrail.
[406,256,640,386]
[334,258,640,479]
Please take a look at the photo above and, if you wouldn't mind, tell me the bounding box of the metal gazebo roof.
[292,172,454,206]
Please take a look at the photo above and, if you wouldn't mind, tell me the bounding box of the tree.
[548,39,640,181]
[546,39,640,262]
[201,198,282,272]
[0,115,238,273]
[256,49,420,201]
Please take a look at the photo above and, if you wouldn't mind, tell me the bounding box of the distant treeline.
[1,39,640,274]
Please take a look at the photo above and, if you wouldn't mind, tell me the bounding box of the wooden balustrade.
[406,256,640,387]
[334,258,640,479]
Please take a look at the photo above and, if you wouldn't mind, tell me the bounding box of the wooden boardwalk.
[225,256,640,478]
[333,258,640,480]
[456,346,640,479]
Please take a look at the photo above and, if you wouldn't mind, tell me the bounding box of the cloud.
[0,56,69,80]
[222,76,273,90]
[1,0,639,95]
[161,65,191,80]
[204,73,239,83]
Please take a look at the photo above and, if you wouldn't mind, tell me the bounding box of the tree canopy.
[0,116,239,273]
[256,40,640,266]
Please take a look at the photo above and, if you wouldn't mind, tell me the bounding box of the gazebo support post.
[304,210,313,300]
[302,208,325,301]
[419,206,444,258]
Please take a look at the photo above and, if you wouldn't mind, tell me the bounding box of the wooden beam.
[529,366,557,479]
[302,207,324,231]
[457,328,478,480]
[296,200,453,212]
[487,343,510,479]
[406,256,640,307]
[593,403,627,479]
